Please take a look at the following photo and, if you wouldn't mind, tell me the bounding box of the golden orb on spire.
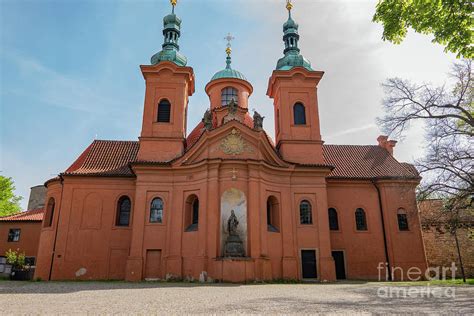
[170,0,177,6]
[286,0,293,11]
[226,46,232,56]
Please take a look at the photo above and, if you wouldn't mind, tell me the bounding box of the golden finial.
[226,46,232,56]
[170,0,177,13]
[286,0,293,11]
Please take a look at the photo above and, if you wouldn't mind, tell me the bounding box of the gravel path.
[0,281,472,315]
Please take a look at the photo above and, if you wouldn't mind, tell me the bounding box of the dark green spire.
[276,1,312,71]
[151,0,187,66]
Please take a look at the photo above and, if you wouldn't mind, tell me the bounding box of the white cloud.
[238,0,457,163]
[2,50,128,116]
[325,123,377,139]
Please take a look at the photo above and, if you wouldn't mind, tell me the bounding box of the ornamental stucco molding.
[219,128,254,156]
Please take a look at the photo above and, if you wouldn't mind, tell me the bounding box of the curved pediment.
[174,120,289,167]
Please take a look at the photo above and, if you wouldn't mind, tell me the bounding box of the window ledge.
[267,225,280,233]
[146,222,165,226]
[112,226,132,230]
[185,223,198,232]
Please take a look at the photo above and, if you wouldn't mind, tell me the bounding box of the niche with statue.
[220,188,247,257]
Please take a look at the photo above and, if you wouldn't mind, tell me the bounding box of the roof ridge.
[93,139,138,143]
[0,208,45,221]
[323,144,380,147]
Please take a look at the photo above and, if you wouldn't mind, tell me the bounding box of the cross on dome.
[224,33,235,56]
[209,33,248,82]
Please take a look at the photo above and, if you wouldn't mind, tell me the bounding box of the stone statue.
[253,111,264,130]
[228,99,237,114]
[227,210,239,235]
[224,209,245,257]
[202,109,213,130]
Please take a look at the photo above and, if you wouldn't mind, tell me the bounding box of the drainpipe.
[372,179,392,281]
[48,175,64,281]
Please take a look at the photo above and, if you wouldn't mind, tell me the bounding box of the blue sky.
[1,0,458,209]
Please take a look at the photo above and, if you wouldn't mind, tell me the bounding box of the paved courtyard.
[0,281,472,314]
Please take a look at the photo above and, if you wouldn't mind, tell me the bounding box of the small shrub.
[5,249,26,270]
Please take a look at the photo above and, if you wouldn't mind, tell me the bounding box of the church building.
[35,1,427,282]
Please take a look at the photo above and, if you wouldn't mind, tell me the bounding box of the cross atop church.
[224,33,234,56]
[225,33,234,48]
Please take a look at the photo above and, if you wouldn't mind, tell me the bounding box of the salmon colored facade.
[35,2,427,282]
[0,209,44,260]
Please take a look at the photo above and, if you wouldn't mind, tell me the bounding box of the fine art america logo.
[375,262,458,299]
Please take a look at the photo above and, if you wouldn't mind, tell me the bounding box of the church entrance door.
[145,249,161,279]
[301,250,317,279]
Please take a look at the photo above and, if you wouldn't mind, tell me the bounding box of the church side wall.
[36,177,135,280]
[378,181,427,280]
[327,181,389,280]
[35,181,63,280]
[327,180,427,280]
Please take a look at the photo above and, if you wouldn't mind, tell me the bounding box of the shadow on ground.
[0,280,372,294]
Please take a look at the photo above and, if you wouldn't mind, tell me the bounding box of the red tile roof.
[58,133,418,181]
[0,209,45,222]
[64,140,139,176]
[185,121,206,150]
[323,145,419,179]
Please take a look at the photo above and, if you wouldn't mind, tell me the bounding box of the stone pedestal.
[224,234,245,257]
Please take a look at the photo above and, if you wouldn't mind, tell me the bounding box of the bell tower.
[266,0,324,164]
[137,0,195,162]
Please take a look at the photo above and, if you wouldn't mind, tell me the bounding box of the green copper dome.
[151,7,188,67]
[276,52,312,71]
[210,53,247,82]
[275,6,313,71]
[283,17,298,32]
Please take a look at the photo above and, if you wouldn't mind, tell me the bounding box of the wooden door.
[145,250,161,279]
[108,249,128,280]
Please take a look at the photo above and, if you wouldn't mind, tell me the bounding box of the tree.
[0,176,22,217]
[378,59,473,282]
[373,0,473,58]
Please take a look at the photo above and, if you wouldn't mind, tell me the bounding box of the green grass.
[379,278,474,286]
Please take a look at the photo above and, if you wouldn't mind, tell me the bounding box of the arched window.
[328,208,339,231]
[355,208,367,231]
[44,197,55,227]
[157,99,171,122]
[300,200,313,225]
[293,102,306,125]
[267,196,280,232]
[116,196,131,227]
[185,195,199,231]
[150,198,163,223]
[221,87,238,106]
[192,198,199,225]
[397,208,409,231]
